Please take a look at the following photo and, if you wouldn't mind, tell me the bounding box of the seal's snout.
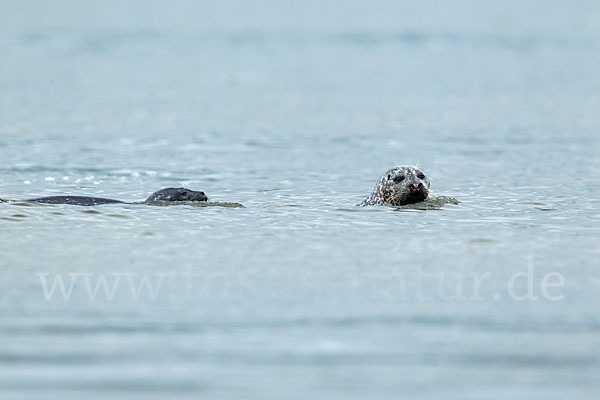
[195,192,208,201]
[409,182,424,192]
[185,190,208,201]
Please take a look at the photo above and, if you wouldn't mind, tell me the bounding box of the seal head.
[145,187,207,202]
[359,166,430,206]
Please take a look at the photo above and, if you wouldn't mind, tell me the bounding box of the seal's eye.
[393,175,405,183]
[417,173,426,179]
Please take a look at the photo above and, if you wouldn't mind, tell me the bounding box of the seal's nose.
[409,183,424,191]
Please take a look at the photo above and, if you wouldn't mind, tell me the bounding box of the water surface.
[1,1,599,398]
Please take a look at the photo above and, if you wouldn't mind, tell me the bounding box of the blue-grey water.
[1,0,599,398]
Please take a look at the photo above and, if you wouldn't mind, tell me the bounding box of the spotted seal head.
[358,166,430,206]
[145,188,207,202]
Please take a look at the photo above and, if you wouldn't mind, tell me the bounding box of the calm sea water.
[1,0,599,398]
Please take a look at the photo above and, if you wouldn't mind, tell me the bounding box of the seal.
[144,188,208,202]
[358,166,430,206]
[26,187,208,206]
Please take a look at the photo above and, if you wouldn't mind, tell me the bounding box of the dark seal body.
[27,187,207,206]
[27,196,123,206]
[358,166,430,206]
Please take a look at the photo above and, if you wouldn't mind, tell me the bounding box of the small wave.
[141,201,244,208]
[394,195,460,211]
